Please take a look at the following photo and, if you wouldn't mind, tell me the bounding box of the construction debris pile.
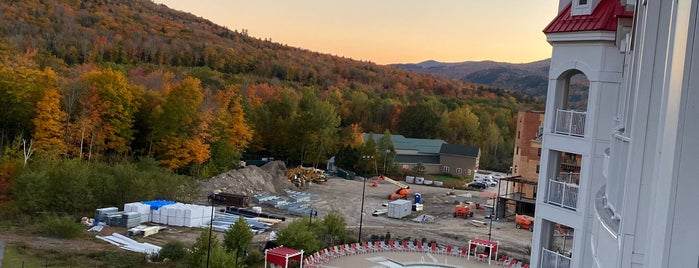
[199,161,297,202]
[286,165,327,186]
[254,189,322,217]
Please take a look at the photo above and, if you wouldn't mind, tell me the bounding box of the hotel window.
[443,166,450,172]
[456,168,463,174]
[579,0,588,4]
[516,147,520,155]
[536,165,540,173]
[538,148,542,156]
[518,131,521,139]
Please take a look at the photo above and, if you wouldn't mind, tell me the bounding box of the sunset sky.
[155,0,559,65]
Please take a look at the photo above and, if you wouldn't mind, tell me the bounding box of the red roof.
[266,246,303,266]
[543,0,633,34]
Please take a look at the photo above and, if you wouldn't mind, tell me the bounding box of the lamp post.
[488,193,495,241]
[308,209,317,225]
[207,197,214,268]
[382,149,390,175]
[358,155,373,243]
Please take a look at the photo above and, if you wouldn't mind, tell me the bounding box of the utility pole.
[358,155,373,243]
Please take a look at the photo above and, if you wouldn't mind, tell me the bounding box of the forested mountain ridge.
[0,0,542,192]
[1,0,469,96]
[392,59,551,98]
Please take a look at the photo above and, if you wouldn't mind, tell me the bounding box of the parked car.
[467,181,488,189]
[491,174,505,180]
[483,178,498,187]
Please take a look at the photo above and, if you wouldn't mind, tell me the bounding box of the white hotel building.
[531,0,699,267]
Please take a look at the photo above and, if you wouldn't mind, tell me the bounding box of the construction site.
[199,161,536,261]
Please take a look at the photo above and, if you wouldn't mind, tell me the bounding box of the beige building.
[497,111,544,218]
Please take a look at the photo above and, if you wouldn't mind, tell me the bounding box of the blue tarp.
[141,200,176,210]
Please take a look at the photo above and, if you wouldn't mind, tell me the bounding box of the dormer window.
[572,0,596,16]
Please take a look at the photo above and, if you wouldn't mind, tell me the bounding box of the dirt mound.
[198,161,296,200]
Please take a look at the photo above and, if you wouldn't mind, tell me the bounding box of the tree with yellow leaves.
[153,77,210,172]
[32,88,67,157]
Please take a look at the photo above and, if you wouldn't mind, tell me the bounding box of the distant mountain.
[392,59,551,98]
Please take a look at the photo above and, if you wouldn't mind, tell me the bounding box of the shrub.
[159,240,187,261]
[36,215,84,239]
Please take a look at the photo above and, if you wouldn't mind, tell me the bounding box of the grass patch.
[2,243,69,268]
[36,215,84,239]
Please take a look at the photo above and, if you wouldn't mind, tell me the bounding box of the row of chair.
[496,254,529,268]
[302,240,528,267]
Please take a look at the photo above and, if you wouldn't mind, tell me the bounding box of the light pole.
[382,149,390,175]
[358,155,373,243]
[207,197,214,268]
[488,193,495,241]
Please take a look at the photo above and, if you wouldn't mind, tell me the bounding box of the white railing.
[555,109,586,137]
[558,172,580,184]
[604,131,631,218]
[547,179,579,210]
[542,248,572,268]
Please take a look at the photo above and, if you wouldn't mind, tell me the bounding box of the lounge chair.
[402,240,414,252]
[450,246,461,256]
[374,241,385,252]
[341,244,355,255]
[504,258,518,267]
[353,242,367,254]
[443,245,452,255]
[459,246,469,257]
[430,242,438,253]
[363,241,376,252]
[380,241,392,251]
[322,248,336,260]
[496,255,508,265]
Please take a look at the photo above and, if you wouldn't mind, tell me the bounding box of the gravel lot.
[278,175,533,260]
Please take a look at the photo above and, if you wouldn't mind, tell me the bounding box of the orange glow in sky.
[155,0,558,65]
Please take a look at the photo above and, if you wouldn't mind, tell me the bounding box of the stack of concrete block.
[122,212,142,228]
[95,207,119,222]
[124,202,151,223]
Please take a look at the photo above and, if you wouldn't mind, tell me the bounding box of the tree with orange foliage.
[77,69,137,158]
[32,88,67,157]
[203,86,253,175]
[152,77,210,172]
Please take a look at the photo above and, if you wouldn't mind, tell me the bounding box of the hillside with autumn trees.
[0,0,542,210]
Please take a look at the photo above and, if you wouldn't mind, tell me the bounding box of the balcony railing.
[558,172,580,184]
[542,248,572,268]
[547,179,579,210]
[605,131,631,218]
[555,109,586,137]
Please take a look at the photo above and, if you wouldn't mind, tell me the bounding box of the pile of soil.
[198,161,297,201]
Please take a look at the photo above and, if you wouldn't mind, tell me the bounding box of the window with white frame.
[456,168,462,174]
[443,166,450,172]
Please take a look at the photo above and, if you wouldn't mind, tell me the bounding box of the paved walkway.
[320,251,497,268]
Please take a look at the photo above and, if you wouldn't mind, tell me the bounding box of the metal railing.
[541,248,572,268]
[605,131,631,218]
[555,109,586,137]
[558,172,580,184]
[547,179,579,210]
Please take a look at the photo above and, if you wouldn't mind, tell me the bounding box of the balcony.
[546,179,579,210]
[542,248,572,268]
[554,109,586,137]
[605,130,631,217]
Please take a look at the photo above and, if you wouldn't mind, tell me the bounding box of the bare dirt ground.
[0,161,533,264]
[294,176,533,261]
